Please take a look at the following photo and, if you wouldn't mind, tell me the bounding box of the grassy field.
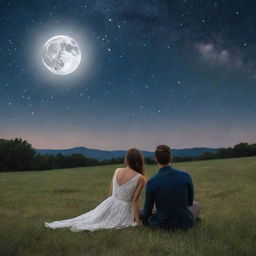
[1,157,256,256]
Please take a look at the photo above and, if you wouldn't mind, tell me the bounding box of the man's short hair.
[155,145,172,165]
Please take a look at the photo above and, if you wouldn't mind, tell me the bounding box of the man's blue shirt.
[141,165,194,230]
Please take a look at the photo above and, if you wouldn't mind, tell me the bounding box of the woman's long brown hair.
[125,148,145,175]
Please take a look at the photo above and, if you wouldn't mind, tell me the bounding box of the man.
[141,145,201,230]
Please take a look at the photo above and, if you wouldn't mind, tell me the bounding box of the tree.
[217,147,234,158]
[250,144,256,155]
[233,143,251,157]
[198,152,216,160]
[0,138,36,172]
[144,157,155,164]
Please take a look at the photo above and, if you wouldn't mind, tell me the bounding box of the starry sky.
[0,0,255,151]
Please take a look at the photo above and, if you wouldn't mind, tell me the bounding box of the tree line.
[0,138,125,172]
[0,138,255,172]
[172,143,256,162]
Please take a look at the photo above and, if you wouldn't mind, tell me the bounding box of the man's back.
[142,165,194,230]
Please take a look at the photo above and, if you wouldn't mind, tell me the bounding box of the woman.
[45,148,146,232]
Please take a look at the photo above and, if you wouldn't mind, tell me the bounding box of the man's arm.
[187,174,194,206]
[141,181,155,225]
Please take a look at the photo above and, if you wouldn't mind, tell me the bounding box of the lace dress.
[45,170,141,232]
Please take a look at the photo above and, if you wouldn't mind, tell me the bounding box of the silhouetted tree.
[198,152,216,160]
[233,143,251,157]
[144,157,155,164]
[217,147,234,158]
[0,138,36,172]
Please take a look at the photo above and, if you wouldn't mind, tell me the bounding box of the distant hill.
[36,146,218,160]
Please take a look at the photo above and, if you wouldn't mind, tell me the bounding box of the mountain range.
[36,146,218,160]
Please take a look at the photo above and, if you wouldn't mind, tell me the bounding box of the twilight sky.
[0,0,255,151]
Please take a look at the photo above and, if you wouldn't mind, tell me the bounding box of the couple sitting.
[45,145,201,232]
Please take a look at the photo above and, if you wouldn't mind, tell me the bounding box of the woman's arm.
[109,168,119,196]
[109,180,113,196]
[132,176,146,226]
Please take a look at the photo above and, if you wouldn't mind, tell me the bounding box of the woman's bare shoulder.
[115,167,125,172]
[115,167,126,173]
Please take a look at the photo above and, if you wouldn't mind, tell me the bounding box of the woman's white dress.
[45,170,141,232]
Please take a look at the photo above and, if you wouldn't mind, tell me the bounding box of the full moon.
[42,35,81,75]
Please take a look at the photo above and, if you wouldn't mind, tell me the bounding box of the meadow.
[1,157,256,256]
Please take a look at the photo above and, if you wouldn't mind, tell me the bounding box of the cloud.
[195,42,242,69]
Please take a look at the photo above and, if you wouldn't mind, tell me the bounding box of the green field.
[1,157,256,256]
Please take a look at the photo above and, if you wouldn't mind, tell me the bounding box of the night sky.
[0,0,255,151]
